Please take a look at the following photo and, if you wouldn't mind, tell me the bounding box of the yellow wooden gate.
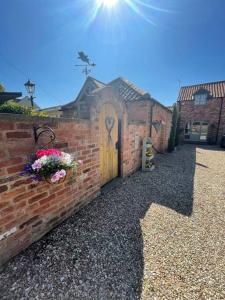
[99,103,118,186]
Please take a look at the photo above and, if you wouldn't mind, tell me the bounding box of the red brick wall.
[122,122,147,175]
[218,98,225,142]
[127,101,149,122]
[126,100,172,153]
[0,114,100,265]
[0,99,171,265]
[122,101,172,175]
[150,102,172,152]
[178,97,225,143]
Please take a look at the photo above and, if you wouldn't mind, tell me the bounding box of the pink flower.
[50,169,66,183]
[78,160,83,166]
[51,173,60,183]
[32,159,42,171]
[58,169,66,177]
[36,148,62,158]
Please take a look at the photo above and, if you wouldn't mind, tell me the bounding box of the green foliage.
[38,160,72,179]
[175,114,180,147]
[31,111,48,117]
[0,102,31,114]
[168,104,179,152]
[0,83,5,92]
[0,102,48,117]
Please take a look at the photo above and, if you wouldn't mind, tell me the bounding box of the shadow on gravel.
[0,145,196,300]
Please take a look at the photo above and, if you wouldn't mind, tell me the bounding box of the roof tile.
[178,80,225,101]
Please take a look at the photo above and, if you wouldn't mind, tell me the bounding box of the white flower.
[39,155,48,165]
[61,152,73,166]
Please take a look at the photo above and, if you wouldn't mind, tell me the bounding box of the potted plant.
[21,148,82,184]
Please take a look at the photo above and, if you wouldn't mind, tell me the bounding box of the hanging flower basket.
[21,148,82,184]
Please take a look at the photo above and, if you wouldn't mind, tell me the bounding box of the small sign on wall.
[142,137,155,171]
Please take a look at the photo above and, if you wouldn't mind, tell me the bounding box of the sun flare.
[98,0,118,8]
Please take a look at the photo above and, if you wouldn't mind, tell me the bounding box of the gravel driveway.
[0,145,225,299]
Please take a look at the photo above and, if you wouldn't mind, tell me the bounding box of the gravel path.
[0,145,225,299]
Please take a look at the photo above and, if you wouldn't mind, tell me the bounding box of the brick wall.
[122,101,172,174]
[123,121,148,175]
[218,98,225,142]
[0,98,171,265]
[150,102,172,152]
[178,97,225,143]
[0,114,100,266]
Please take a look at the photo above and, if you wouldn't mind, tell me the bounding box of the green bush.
[0,102,48,117]
[168,104,178,152]
[175,114,180,147]
[0,102,31,114]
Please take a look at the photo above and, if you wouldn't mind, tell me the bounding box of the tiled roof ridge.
[180,80,225,89]
[178,80,225,101]
[109,77,149,97]
[87,76,106,86]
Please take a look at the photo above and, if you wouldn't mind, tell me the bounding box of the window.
[184,121,208,141]
[185,122,191,134]
[194,93,207,105]
[184,122,191,139]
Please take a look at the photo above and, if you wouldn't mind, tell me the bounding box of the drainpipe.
[149,102,155,138]
[215,97,224,144]
[149,101,164,154]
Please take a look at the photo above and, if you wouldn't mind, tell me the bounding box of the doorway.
[99,103,119,186]
[184,121,208,142]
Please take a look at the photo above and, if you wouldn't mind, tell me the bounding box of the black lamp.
[24,79,35,108]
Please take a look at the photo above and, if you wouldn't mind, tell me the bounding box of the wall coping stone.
[0,113,91,124]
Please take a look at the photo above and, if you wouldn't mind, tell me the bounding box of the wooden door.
[99,103,118,186]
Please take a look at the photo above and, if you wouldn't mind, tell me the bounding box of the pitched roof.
[62,76,106,109]
[177,80,225,101]
[0,92,22,104]
[108,77,150,102]
[61,76,170,113]
[39,105,62,112]
[16,96,40,110]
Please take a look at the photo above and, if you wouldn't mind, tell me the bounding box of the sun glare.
[98,0,118,8]
[87,0,173,28]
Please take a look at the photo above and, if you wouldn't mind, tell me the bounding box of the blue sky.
[1,0,225,108]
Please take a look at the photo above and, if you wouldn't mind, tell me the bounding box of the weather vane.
[75,51,96,78]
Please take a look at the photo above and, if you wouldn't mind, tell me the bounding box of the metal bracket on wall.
[33,125,56,149]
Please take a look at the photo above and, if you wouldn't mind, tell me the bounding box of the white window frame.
[194,93,207,105]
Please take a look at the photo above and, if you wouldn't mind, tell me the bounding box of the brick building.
[0,77,171,265]
[177,80,225,144]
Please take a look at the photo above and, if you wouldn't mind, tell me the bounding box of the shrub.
[0,102,31,114]
[31,111,48,117]
[0,102,48,117]
[175,114,180,147]
[168,104,178,152]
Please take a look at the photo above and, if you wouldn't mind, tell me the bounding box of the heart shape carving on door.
[105,116,115,144]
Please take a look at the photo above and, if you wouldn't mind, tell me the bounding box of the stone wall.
[178,97,225,144]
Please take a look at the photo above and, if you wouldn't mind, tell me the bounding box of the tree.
[168,104,178,152]
[0,83,5,92]
[175,114,180,147]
